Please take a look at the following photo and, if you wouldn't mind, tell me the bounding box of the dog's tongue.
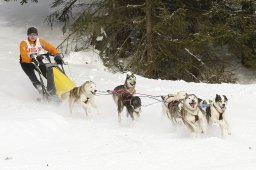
[190,102,195,108]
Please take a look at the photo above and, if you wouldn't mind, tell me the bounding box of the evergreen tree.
[7,0,255,83]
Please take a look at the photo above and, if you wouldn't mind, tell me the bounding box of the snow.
[1,2,256,170]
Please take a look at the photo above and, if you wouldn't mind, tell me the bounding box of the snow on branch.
[185,48,205,66]
[127,3,145,8]
[132,18,145,24]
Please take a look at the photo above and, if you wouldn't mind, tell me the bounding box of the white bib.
[24,38,43,55]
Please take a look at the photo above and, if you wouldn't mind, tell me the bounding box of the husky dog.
[199,99,213,112]
[161,91,187,124]
[117,93,142,122]
[112,73,140,122]
[181,94,207,135]
[61,81,98,116]
[113,73,136,96]
[206,94,231,137]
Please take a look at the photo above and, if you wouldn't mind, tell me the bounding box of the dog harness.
[122,95,141,113]
[184,106,200,122]
[199,103,209,109]
[163,95,177,109]
[166,100,179,109]
[213,104,224,120]
[194,115,199,122]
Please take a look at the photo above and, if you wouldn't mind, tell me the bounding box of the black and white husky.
[181,94,207,136]
[61,81,98,116]
[116,93,142,122]
[206,94,231,137]
[112,73,141,122]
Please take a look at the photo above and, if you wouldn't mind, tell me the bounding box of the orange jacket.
[20,38,59,63]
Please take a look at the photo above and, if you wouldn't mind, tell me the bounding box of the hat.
[27,27,38,35]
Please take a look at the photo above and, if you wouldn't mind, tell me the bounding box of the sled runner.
[31,53,75,100]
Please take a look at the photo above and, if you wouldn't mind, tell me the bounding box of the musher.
[19,27,63,94]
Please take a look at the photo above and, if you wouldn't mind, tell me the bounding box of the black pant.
[20,62,46,88]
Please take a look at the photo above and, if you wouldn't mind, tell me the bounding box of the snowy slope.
[1,3,256,169]
[1,43,256,170]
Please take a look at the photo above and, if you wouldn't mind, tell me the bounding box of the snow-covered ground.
[1,1,256,170]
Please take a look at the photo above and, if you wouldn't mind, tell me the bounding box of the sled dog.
[113,73,136,96]
[161,91,187,124]
[206,94,231,137]
[117,93,142,122]
[181,94,207,136]
[112,73,141,122]
[199,99,213,112]
[61,81,98,116]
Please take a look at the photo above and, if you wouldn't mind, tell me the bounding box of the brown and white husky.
[61,81,98,116]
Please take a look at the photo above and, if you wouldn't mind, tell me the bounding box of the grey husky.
[161,91,187,125]
[180,94,207,136]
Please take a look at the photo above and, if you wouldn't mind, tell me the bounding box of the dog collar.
[83,97,89,104]
[213,103,224,114]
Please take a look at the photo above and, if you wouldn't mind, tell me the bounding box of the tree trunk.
[146,0,153,63]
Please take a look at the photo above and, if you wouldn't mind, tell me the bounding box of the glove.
[31,57,39,66]
[54,55,63,64]
[36,55,44,62]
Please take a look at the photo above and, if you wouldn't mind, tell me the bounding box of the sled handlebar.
[30,53,66,65]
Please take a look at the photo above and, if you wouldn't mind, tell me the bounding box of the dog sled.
[31,53,75,101]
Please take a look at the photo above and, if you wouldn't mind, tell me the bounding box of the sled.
[32,53,76,100]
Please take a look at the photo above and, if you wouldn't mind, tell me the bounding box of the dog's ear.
[215,94,221,102]
[223,95,228,102]
[126,74,130,79]
[185,93,189,99]
[192,94,198,99]
[198,98,202,103]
